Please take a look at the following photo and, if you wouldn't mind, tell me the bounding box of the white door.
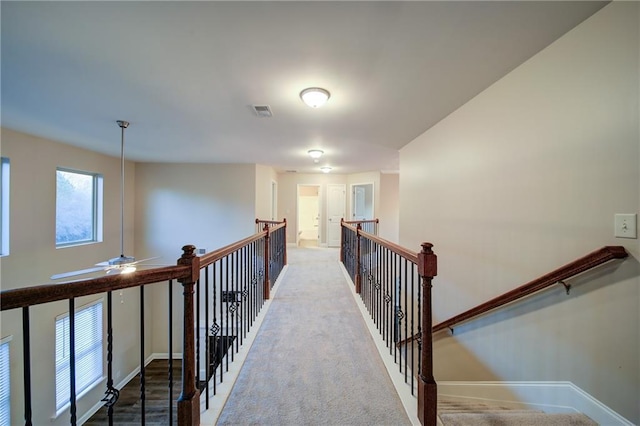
[353,186,366,220]
[327,184,346,247]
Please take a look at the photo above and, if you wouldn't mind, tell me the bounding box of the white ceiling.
[1,1,607,174]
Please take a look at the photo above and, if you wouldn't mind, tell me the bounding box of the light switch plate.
[614,214,637,239]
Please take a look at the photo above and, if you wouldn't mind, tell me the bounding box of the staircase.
[438,396,597,425]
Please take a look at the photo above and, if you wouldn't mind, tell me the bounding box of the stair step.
[439,412,598,426]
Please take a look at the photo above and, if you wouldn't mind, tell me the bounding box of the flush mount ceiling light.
[300,87,330,108]
[307,149,324,159]
[320,166,332,173]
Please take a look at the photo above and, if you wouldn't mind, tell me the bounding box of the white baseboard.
[199,264,289,426]
[339,262,420,426]
[438,381,633,425]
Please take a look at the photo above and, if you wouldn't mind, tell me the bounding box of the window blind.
[0,338,10,426]
[55,301,103,411]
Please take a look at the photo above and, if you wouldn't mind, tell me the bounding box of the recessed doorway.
[297,184,320,248]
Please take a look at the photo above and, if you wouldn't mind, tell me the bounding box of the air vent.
[286,170,297,173]
[252,105,273,118]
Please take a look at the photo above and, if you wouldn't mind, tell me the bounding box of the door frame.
[349,182,375,220]
[296,184,321,246]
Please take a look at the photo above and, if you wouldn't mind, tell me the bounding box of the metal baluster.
[411,265,415,395]
[196,276,201,393]
[404,260,408,381]
[205,267,210,408]
[168,280,174,424]
[217,260,224,384]
[22,307,32,426]
[211,262,219,394]
[103,291,119,426]
[69,298,77,425]
[139,286,145,426]
[225,256,230,371]
[417,268,422,398]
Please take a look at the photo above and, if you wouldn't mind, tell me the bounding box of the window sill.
[52,376,105,420]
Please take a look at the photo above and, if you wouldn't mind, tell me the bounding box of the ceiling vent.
[252,105,273,118]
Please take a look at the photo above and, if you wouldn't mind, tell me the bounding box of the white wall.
[0,128,141,425]
[400,3,639,423]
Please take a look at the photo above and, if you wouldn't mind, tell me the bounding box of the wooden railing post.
[263,224,271,300]
[177,245,200,426]
[355,223,362,294]
[340,218,345,262]
[283,218,288,266]
[417,242,437,426]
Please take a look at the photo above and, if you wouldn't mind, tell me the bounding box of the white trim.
[0,335,12,345]
[438,381,633,425]
[339,262,420,426]
[199,264,288,426]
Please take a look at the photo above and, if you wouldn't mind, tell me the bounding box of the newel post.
[340,218,345,262]
[417,242,437,426]
[355,223,362,294]
[263,224,271,300]
[283,218,288,266]
[177,245,201,426]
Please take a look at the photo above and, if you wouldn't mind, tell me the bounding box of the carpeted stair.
[438,396,598,425]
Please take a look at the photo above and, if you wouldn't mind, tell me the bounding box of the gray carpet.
[217,247,411,426]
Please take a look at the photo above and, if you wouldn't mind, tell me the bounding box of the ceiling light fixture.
[300,87,330,108]
[307,149,324,159]
[320,166,332,173]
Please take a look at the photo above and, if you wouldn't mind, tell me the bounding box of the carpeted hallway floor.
[216,246,411,426]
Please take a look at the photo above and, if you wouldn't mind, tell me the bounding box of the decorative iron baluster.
[204,267,210,407]
[69,298,77,425]
[22,307,32,426]
[168,280,174,424]
[139,286,145,426]
[102,291,119,426]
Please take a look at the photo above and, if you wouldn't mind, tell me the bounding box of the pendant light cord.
[117,120,129,259]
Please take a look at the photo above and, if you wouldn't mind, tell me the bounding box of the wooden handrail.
[359,229,419,264]
[255,218,285,225]
[397,246,628,348]
[433,246,627,333]
[343,218,379,224]
[200,222,286,268]
[0,265,190,311]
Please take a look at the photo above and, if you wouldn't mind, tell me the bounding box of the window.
[0,157,9,256]
[56,168,103,247]
[55,301,103,412]
[0,337,10,426]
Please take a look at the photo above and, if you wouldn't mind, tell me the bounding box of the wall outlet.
[614,214,637,239]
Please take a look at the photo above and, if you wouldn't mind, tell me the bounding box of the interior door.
[353,186,366,220]
[327,184,346,247]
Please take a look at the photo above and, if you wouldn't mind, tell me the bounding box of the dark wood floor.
[85,359,182,426]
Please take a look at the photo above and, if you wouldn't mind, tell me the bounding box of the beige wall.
[379,172,399,243]
[134,162,257,354]
[255,164,278,221]
[400,3,639,423]
[0,128,140,425]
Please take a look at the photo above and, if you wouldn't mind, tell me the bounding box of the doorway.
[350,183,374,220]
[297,185,320,248]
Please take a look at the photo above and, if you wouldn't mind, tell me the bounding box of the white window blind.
[55,301,103,411]
[0,338,10,426]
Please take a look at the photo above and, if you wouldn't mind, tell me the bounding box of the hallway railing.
[340,220,437,426]
[0,218,286,426]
